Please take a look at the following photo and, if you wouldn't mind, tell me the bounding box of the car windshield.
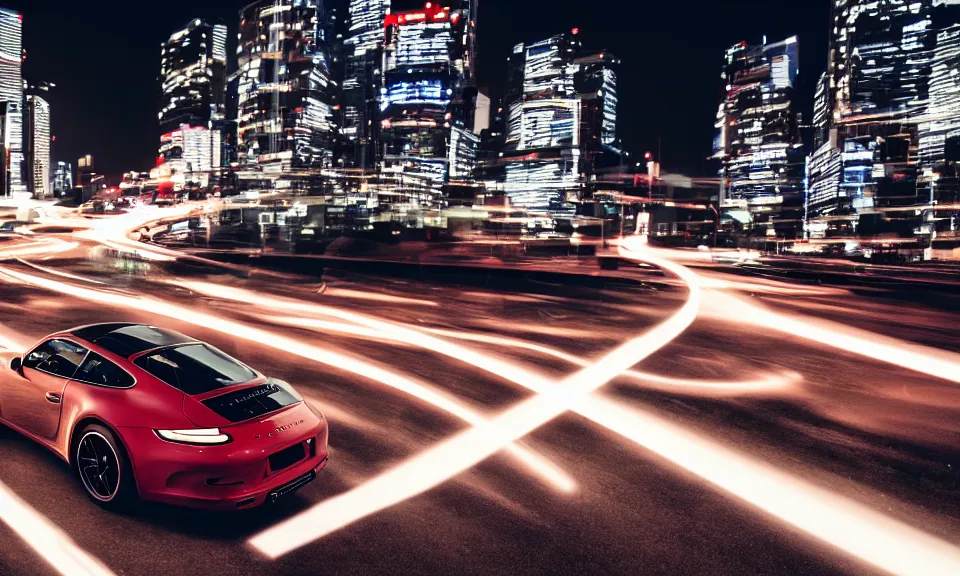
[134,344,256,395]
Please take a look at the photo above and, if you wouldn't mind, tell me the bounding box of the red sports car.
[0,323,329,510]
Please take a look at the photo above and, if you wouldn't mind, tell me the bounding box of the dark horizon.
[3,0,828,178]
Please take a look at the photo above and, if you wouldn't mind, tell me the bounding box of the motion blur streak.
[0,267,575,493]
[574,395,960,576]
[95,239,176,262]
[248,252,700,557]
[16,260,107,285]
[320,287,440,307]
[619,236,960,386]
[172,281,563,394]
[0,479,116,576]
[709,291,960,385]
[423,327,797,395]
[0,240,78,260]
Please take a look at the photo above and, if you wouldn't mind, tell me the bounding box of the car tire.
[74,424,137,511]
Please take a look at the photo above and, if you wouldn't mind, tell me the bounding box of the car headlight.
[155,428,232,445]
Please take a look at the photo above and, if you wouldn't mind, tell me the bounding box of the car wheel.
[74,424,136,510]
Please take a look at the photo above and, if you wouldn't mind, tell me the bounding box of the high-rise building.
[52,161,72,198]
[340,0,390,169]
[805,0,960,238]
[918,3,960,218]
[486,31,620,214]
[24,93,51,197]
[0,8,24,196]
[713,37,805,238]
[159,18,228,186]
[234,0,338,192]
[379,2,478,201]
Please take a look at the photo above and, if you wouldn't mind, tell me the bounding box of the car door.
[9,338,89,440]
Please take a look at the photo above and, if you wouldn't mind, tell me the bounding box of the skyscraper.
[379,2,478,200]
[713,37,805,238]
[488,31,620,214]
[0,8,24,196]
[805,0,959,238]
[158,18,228,186]
[234,0,337,192]
[52,160,72,198]
[24,93,50,197]
[918,2,960,216]
[340,0,390,169]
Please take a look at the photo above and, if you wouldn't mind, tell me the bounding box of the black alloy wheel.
[77,432,120,501]
[74,424,136,510]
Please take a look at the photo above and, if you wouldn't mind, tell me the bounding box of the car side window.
[22,339,89,379]
[73,352,135,389]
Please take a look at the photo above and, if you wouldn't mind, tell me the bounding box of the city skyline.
[3,0,829,179]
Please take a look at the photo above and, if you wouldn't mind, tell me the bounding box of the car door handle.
[44,392,62,404]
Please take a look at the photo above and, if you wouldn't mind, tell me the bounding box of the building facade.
[378,2,478,203]
[918,3,960,230]
[52,161,72,198]
[0,8,24,196]
[340,0,390,169]
[806,0,960,238]
[159,18,228,187]
[24,93,50,197]
[234,0,338,193]
[485,31,620,215]
[713,37,805,238]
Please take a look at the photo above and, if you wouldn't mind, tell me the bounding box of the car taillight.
[155,428,232,445]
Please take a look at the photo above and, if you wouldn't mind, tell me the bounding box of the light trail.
[6,224,960,574]
[320,287,440,307]
[0,266,575,494]
[16,259,107,285]
[94,239,176,262]
[0,239,79,260]
[248,251,701,557]
[421,327,798,396]
[705,290,960,386]
[171,280,566,397]
[263,315,795,396]
[574,395,960,576]
[622,238,960,386]
[0,479,116,576]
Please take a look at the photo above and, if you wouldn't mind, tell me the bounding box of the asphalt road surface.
[1,227,960,576]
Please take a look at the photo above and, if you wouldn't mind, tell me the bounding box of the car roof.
[71,323,197,358]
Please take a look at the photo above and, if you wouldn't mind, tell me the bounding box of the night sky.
[3,0,829,178]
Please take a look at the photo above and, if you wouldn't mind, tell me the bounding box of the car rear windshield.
[134,344,256,395]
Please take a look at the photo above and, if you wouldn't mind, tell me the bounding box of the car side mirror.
[10,357,21,373]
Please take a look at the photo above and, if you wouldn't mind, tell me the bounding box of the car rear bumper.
[117,406,329,510]
[144,456,328,510]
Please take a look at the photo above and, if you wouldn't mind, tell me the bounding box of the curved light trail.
[4,223,960,575]
[248,250,702,557]
[575,394,960,576]
[0,266,576,494]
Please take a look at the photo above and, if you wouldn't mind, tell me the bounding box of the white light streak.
[0,478,116,576]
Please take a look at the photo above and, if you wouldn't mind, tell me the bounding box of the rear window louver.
[201,381,300,423]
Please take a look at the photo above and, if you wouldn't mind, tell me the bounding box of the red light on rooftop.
[571,27,579,35]
[644,152,653,160]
